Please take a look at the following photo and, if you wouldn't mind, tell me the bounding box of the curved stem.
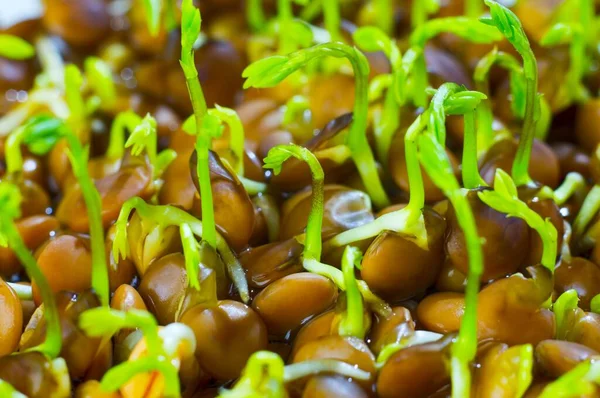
[63,132,108,306]
[418,134,483,398]
[461,111,487,189]
[101,357,180,397]
[323,0,341,42]
[264,144,324,261]
[5,126,26,175]
[3,221,61,358]
[572,185,600,241]
[284,359,370,382]
[106,111,142,160]
[553,172,585,206]
[209,105,245,176]
[338,246,364,339]
[247,0,266,32]
[181,223,201,291]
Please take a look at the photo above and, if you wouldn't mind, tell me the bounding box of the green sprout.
[243,42,390,208]
[326,86,486,256]
[142,0,162,37]
[105,111,143,160]
[353,26,405,165]
[478,169,558,273]
[474,47,525,153]
[84,57,117,111]
[323,0,342,41]
[409,16,502,107]
[125,113,177,181]
[20,116,109,307]
[247,0,267,32]
[539,359,600,398]
[418,133,483,398]
[180,223,201,291]
[180,0,219,248]
[374,0,394,35]
[218,350,370,397]
[263,144,391,317]
[572,185,600,243]
[411,0,440,29]
[591,294,600,314]
[182,105,267,194]
[0,34,35,60]
[0,182,61,358]
[277,0,312,54]
[553,289,580,340]
[465,0,483,18]
[548,172,586,206]
[338,246,366,339]
[481,0,540,187]
[64,64,87,134]
[112,197,249,303]
[80,308,196,397]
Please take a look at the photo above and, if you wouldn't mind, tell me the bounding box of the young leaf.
[243,43,390,208]
[0,34,35,60]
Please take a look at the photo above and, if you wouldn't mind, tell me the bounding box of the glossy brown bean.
[565,312,600,353]
[0,215,59,277]
[20,291,109,380]
[279,185,374,241]
[3,177,51,219]
[435,258,467,293]
[368,306,415,355]
[57,157,154,233]
[180,300,268,381]
[377,335,453,398]
[535,340,598,378]
[290,310,336,359]
[43,0,110,47]
[190,151,255,252]
[75,380,120,398]
[0,278,23,356]
[0,352,70,397]
[555,257,600,311]
[361,208,446,300]
[416,292,465,334]
[576,99,600,151]
[239,238,304,289]
[32,234,93,305]
[479,138,561,188]
[138,253,221,325]
[446,188,530,281]
[158,145,197,210]
[551,142,591,180]
[292,335,377,388]
[268,114,354,192]
[301,375,369,398]
[252,273,338,337]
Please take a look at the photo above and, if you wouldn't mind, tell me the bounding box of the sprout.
[79,308,195,398]
[263,144,391,317]
[418,133,483,398]
[376,331,443,367]
[277,0,312,54]
[218,351,370,397]
[474,47,526,153]
[323,0,342,41]
[84,57,117,110]
[572,185,600,244]
[112,197,249,303]
[353,26,404,165]
[338,246,366,339]
[247,0,267,32]
[142,0,162,37]
[64,64,87,134]
[180,223,201,291]
[243,42,390,208]
[409,17,502,107]
[0,182,61,358]
[411,0,440,29]
[481,0,540,187]
[374,0,394,35]
[478,169,558,273]
[180,0,219,248]
[0,34,35,60]
[105,111,143,160]
[553,289,580,340]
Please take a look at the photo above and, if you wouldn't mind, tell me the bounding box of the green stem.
[195,133,217,248]
[375,0,393,35]
[403,113,426,219]
[581,0,596,50]
[278,0,294,54]
[461,111,487,189]
[243,42,390,208]
[572,185,600,241]
[63,131,108,306]
[418,134,482,398]
[0,380,26,398]
[3,221,61,358]
[106,111,142,160]
[101,357,180,397]
[247,0,266,32]
[64,64,86,136]
[284,359,371,382]
[411,0,427,29]
[375,83,400,165]
[553,172,585,206]
[181,223,201,291]
[323,0,341,42]
[338,246,364,339]
[264,144,324,261]
[5,126,26,175]
[208,106,245,176]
